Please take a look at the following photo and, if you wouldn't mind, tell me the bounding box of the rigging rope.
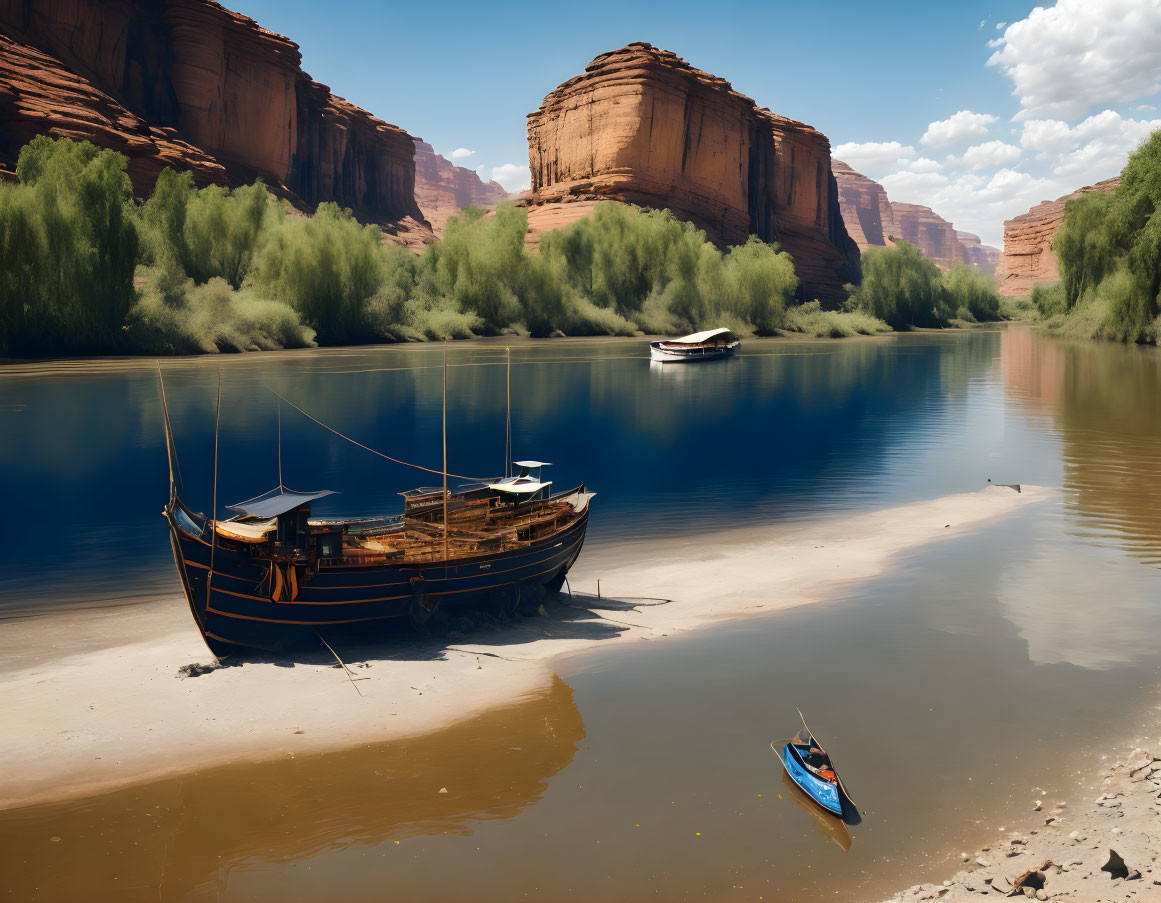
[266,386,495,483]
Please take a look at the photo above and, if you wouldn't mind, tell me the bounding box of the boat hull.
[648,340,740,363]
[778,742,843,816]
[165,503,589,657]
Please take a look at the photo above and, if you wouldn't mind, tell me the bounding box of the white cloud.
[491,163,530,193]
[832,141,916,176]
[879,165,1057,247]
[447,147,476,161]
[907,157,943,173]
[948,140,1022,170]
[921,110,998,146]
[995,21,1007,30]
[1019,110,1161,181]
[987,0,1161,119]
[1138,104,1158,111]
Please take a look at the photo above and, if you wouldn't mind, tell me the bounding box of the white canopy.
[487,477,551,495]
[513,460,551,468]
[668,327,734,345]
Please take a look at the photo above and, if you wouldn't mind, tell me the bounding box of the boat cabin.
[219,488,340,556]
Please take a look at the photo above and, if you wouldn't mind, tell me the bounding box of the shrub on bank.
[1053,127,1161,343]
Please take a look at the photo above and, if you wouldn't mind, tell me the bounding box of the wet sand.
[878,704,1161,902]
[0,484,1041,810]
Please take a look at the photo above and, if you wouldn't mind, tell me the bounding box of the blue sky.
[232,0,1161,246]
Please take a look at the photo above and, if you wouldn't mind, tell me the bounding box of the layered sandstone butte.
[832,159,898,250]
[0,0,429,243]
[890,203,963,266]
[412,140,510,237]
[955,231,1000,275]
[832,161,1001,272]
[523,43,860,304]
[995,178,1120,296]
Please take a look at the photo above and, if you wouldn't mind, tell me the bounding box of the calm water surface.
[1,327,1160,901]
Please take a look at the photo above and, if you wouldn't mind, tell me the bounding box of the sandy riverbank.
[0,484,1041,810]
[877,710,1161,902]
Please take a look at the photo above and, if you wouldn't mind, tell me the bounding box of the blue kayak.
[778,739,842,815]
[775,710,848,817]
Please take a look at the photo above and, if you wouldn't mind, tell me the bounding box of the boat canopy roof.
[513,460,550,468]
[670,327,734,344]
[227,488,337,519]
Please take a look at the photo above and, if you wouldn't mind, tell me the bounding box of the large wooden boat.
[648,327,740,362]
[158,357,594,659]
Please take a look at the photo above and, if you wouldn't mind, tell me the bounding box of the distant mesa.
[521,42,861,305]
[995,178,1121,296]
[0,0,432,248]
[412,139,510,238]
[832,160,1000,274]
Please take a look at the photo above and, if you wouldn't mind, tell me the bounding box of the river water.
[1,327,1159,901]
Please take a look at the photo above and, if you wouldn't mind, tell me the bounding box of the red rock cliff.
[832,162,1000,272]
[0,0,428,240]
[832,159,899,251]
[889,202,963,266]
[995,178,1120,296]
[955,231,1000,275]
[412,139,510,237]
[524,43,860,304]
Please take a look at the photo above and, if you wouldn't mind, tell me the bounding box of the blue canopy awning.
[226,488,337,519]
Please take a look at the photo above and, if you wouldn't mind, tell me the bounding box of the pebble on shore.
[880,744,1161,902]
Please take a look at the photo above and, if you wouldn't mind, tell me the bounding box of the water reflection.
[1000,326,1161,568]
[780,770,852,852]
[0,676,583,902]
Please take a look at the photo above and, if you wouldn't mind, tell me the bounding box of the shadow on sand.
[180,587,670,676]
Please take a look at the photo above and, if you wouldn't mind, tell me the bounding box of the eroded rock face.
[955,231,1000,275]
[995,178,1120,296]
[890,202,962,266]
[524,42,860,304]
[412,139,510,237]
[0,0,428,239]
[832,160,1000,273]
[833,159,898,250]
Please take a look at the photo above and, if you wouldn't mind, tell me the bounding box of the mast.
[442,339,449,568]
[276,395,283,490]
[208,369,222,609]
[156,361,175,497]
[505,346,511,478]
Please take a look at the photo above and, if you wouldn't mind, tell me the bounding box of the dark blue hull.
[166,503,589,657]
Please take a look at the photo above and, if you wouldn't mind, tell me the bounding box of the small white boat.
[649,327,741,363]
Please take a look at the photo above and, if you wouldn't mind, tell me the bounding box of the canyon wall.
[890,202,961,265]
[956,231,1000,275]
[412,139,510,237]
[995,178,1120,296]
[832,159,898,250]
[832,160,1000,272]
[524,43,860,304]
[0,0,429,242]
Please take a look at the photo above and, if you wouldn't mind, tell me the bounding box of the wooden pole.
[208,369,222,609]
[276,395,283,490]
[155,361,175,493]
[442,339,449,569]
[505,346,511,478]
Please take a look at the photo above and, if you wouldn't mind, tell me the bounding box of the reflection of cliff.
[0,0,429,243]
[1000,327,1161,567]
[0,676,584,901]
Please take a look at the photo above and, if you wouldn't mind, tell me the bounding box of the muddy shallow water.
[2,327,1159,901]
